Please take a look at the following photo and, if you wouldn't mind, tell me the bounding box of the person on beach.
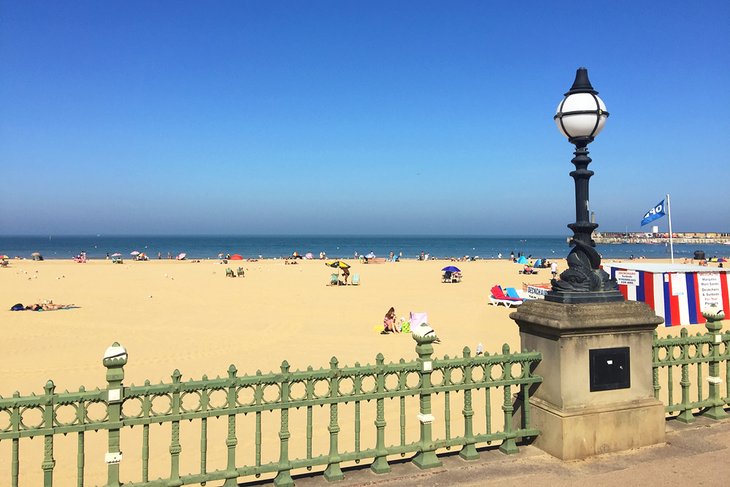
[341,267,350,285]
[382,307,398,334]
[551,261,558,279]
[11,302,75,311]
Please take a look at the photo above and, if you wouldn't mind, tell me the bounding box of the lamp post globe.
[546,67,623,304]
[554,68,609,143]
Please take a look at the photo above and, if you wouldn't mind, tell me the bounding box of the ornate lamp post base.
[546,289,624,304]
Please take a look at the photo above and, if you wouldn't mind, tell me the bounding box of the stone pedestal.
[510,299,666,460]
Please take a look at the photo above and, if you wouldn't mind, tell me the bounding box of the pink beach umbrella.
[130,251,140,256]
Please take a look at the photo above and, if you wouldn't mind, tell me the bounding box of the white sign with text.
[615,270,640,286]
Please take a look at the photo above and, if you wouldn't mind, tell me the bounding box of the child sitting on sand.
[382,307,399,334]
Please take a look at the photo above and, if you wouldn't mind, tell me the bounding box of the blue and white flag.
[641,200,665,226]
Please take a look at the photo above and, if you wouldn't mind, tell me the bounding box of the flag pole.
[667,193,674,263]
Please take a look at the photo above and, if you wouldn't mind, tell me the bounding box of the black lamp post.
[546,67,623,304]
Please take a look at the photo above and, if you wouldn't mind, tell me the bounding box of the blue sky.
[1,1,728,235]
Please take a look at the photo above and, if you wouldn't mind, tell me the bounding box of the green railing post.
[42,380,56,487]
[324,357,344,481]
[499,344,519,454]
[702,308,728,420]
[676,330,694,423]
[103,343,127,487]
[459,347,479,461]
[412,334,442,469]
[11,391,21,487]
[223,365,239,487]
[169,370,183,486]
[274,361,294,487]
[370,353,390,474]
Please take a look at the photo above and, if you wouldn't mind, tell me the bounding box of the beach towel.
[410,312,428,328]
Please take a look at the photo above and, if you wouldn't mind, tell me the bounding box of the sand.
[1,257,560,393]
[1,257,720,485]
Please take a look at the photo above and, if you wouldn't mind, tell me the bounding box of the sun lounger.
[236,267,245,277]
[329,273,339,286]
[351,273,360,285]
[489,285,524,307]
[505,287,527,300]
[225,268,235,278]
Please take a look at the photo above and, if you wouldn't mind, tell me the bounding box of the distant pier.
[594,232,730,245]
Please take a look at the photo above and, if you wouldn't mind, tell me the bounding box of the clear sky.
[1,1,728,235]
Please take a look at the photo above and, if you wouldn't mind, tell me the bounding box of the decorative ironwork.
[0,336,542,486]
[652,314,730,420]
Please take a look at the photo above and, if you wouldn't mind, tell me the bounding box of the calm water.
[0,235,727,260]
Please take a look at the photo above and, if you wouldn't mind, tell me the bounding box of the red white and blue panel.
[605,265,730,326]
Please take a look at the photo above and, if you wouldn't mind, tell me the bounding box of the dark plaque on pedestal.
[589,347,630,392]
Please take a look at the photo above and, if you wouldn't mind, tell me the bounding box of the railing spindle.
[169,370,182,485]
[459,347,478,461]
[371,354,390,474]
[499,347,518,454]
[324,357,344,481]
[273,361,293,487]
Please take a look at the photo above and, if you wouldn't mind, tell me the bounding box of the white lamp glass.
[555,92,608,139]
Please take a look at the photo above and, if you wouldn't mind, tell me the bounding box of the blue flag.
[641,200,666,226]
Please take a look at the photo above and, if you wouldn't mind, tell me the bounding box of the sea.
[0,235,728,261]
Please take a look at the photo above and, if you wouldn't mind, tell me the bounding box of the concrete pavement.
[293,417,730,487]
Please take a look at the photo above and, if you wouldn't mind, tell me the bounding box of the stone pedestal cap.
[510,299,664,337]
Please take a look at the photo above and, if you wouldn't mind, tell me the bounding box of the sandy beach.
[3,256,722,392]
[1,257,724,485]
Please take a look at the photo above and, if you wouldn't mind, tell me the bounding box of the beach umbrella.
[177,253,187,260]
[442,265,461,273]
[718,258,727,263]
[131,251,140,256]
[0,255,8,259]
[326,260,350,269]
[32,252,41,257]
[365,252,376,259]
[230,254,244,260]
[305,252,313,259]
[111,253,122,257]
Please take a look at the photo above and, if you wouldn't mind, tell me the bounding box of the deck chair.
[225,268,235,278]
[351,273,360,285]
[442,271,452,283]
[489,285,524,307]
[505,287,526,300]
[236,267,245,277]
[329,273,339,286]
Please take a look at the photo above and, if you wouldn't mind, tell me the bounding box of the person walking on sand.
[551,261,558,279]
[382,307,398,334]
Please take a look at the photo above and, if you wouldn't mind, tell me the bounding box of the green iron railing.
[0,335,542,486]
[652,309,730,422]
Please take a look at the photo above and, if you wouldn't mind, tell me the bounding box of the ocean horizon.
[1,234,727,261]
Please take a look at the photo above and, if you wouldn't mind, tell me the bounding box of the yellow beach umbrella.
[326,260,350,269]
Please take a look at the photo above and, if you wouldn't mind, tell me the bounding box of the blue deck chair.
[505,287,522,299]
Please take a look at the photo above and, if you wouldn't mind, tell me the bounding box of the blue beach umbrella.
[442,266,461,273]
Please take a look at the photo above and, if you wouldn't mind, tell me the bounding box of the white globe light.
[554,68,609,141]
